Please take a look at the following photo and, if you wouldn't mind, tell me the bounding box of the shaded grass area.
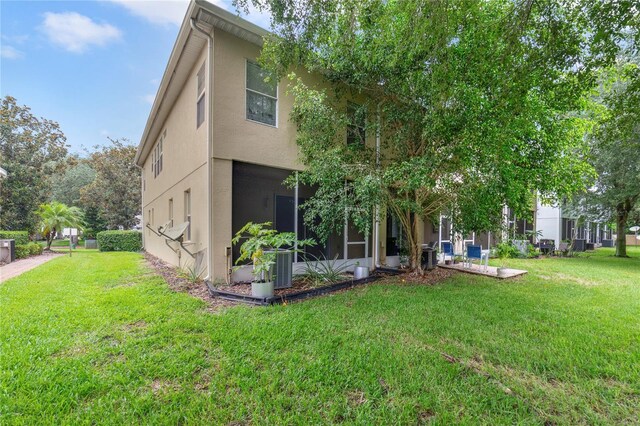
[37,239,86,248]
[1,248,639,424]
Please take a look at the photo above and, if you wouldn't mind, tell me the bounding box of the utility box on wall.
[0,239,16,264]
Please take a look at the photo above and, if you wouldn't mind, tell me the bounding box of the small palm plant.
[232,222,314,295]
[300,253,351,287]
[37,202,84,250]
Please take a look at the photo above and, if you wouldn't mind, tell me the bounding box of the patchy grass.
[1,248,639,424]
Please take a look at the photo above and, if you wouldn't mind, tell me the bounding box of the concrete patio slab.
[0,252,63,283]
[438,262,527,279]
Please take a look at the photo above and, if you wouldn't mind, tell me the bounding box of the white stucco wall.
[535,200,562,247]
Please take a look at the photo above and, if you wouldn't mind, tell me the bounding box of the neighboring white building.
[535,199,563,247]
[534,199,612,247]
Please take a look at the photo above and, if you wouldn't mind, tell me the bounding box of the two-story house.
[136,0,399,283]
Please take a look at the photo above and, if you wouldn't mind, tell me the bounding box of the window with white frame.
[152,130,165,178]
[197,62,205,128]
[347,102,366,145]
[246,61,277,126]
[184,189,191,241]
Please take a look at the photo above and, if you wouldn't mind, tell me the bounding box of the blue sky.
[1,0,270,155]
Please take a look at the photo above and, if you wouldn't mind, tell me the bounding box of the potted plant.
[232,222,314,298]
[353,261,370,279]
[495,241,517,278]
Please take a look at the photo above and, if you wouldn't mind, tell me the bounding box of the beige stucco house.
[136,0,393,282]
[136,0,499,282]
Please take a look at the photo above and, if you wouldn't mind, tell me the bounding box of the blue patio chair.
[441,241,454,263]
[465,244,488,270]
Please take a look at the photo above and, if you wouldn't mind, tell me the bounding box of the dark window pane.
[197,94,205,127]
[246,61,277,97]
[347,244,366,259]
[246,91,276,126]
[347,102,365,145]
[197,62,205,95]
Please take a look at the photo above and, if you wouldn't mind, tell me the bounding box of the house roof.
[0,167,7,179]
[135,0,269,166]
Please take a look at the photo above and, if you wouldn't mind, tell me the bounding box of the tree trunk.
[408,212,423,274]
[45,230,54,251]
[615,202,628,257]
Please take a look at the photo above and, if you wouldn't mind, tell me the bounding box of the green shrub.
[0,231,29,245]
[28,242,43,256]
[15,242,44,259]
[494,241,520,259]
[15,244,30,259]
[97,231,142,252]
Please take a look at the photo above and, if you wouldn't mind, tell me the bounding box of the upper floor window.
[152,130,165,178]
[347,102,366,145]
[246,61,277,126]
[197,62,205,128]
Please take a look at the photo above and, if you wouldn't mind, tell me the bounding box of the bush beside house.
[97,231,142,252]
[0,231,30,245]
[15,242,43,259]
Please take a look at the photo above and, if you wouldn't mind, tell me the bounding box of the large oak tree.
[569,58,640,257]
[0,96,68,234]
[236,0,637,271]
[81,138,141,230]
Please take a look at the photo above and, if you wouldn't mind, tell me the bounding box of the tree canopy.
[50,160,96,207]
[80,138,141,230]
[0,96,68,233]
[236,0,635,269]
[568,56,640,257]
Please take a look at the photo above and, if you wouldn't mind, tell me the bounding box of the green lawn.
[1,248,639,424]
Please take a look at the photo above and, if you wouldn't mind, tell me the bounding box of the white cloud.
[2,34,29,45]
[142,94,156,104]
[1,45,24,59]
[109,0,190,26]
[41,12,122,53]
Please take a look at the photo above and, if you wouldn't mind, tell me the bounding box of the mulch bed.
[144,251,457,309]
[144,252,238,312]
[217,274,353,297]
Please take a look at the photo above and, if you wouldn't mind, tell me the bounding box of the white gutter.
[135,164,145,249]
[373,103,381,268]
[190,17,214,281]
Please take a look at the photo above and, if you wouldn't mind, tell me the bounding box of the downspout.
[373,102,381,268]
[135,164,145,249]
[190,17,214,281]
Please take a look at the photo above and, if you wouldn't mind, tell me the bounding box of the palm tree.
[37,202,84,250]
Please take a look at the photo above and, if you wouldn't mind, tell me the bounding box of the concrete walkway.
[0,252,63,283]
[438,262,527,279]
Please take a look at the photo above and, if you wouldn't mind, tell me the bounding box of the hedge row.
[97,231,142,252]
[0,231,29,245]
[16,242,43,259]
